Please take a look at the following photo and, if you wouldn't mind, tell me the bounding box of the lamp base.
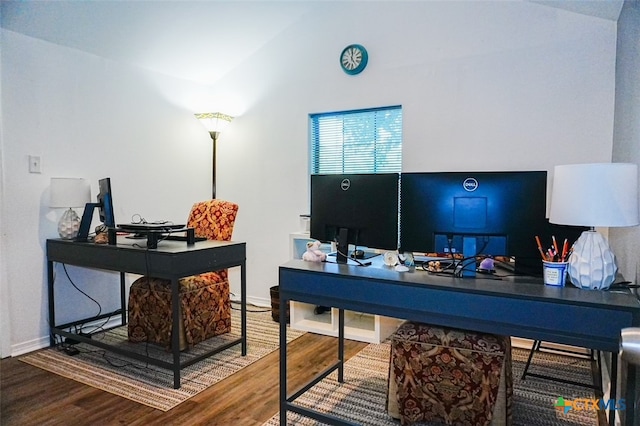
[58,208,80,239]
[567,230,617,290]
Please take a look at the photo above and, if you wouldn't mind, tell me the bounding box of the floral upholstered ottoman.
[387,322,513,426]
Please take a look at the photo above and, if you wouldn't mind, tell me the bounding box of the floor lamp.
[195,112,234,199]
[549,163,639,290]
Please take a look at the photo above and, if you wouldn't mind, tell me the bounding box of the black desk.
[278,259,640,426]
[47,237,246,389]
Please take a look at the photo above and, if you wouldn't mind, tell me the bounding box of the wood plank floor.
[1,333,368,426]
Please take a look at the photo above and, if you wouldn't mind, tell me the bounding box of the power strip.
[64,346,80,356]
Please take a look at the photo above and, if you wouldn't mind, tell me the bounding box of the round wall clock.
[340,44,368,75]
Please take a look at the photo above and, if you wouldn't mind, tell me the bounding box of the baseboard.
[231,295,270,308]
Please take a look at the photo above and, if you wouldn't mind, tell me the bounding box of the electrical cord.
[61,263,102,331]
[61,302,274,386]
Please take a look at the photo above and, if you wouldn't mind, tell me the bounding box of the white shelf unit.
[288,232,403,344]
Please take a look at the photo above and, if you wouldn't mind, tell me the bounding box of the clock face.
[340,44,368,75]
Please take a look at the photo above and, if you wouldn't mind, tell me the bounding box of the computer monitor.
[77,177,115,241]
[310,173,399,263]
[97,178,115,228]
[399,171,586,276]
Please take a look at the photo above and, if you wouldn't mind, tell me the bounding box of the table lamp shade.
[549,163,638,227]
[549,163,639,290]
[50,178,91,239]
[50,178,91,208]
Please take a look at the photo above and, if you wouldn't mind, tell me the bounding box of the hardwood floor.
[1,333,367,426]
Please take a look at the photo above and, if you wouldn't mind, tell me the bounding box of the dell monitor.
[310,173,399,263]
[399,171,586,277]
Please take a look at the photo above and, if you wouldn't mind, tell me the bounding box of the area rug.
[265,344,599,425]
[20,306,304,411]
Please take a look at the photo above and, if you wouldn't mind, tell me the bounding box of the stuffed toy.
[302,240,327,262]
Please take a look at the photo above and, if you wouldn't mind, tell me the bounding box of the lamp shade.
[194,112,234,134]
[549,163,639,227]
[549,163,639,290]
[50,178,91,208]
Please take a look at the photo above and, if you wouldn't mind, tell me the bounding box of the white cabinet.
[290,303,402,344]
[288,232,402,344]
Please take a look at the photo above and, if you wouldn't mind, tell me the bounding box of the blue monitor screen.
[399,171,585,276]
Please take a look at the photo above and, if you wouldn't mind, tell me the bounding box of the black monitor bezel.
[310,173,400,263]
[97,178,115,228]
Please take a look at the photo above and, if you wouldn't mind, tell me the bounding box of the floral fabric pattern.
[127,199,239,350]
[187,199,237,241]
[388,322,513,426]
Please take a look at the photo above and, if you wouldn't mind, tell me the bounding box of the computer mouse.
[395,264,409,272]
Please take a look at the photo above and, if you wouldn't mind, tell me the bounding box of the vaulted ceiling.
[1,1,624,85]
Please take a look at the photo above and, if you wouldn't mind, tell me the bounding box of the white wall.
[610,1,640,285]
[0,1,624,356]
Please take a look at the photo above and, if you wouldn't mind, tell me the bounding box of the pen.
[552,235,559,256]
[535,236,547,261]
[561,239,568,262]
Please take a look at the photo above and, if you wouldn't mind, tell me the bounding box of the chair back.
[187,200,239,241]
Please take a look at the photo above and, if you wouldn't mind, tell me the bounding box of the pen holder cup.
[542,261,568,287]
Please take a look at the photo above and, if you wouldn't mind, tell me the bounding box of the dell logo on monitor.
[463,178,479,192]
[340,179,351,191]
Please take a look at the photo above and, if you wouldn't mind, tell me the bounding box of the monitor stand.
[336,228,349,264]
[462,236,476,277]
[76,202,99,242]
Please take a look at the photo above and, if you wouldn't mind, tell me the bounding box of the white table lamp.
[549,163,639,290]
[50,177,91,239]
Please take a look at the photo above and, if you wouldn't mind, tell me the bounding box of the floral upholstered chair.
[127,199,239,350]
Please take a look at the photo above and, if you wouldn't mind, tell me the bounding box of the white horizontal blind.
[310,106,402,174]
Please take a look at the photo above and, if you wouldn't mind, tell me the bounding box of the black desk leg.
[610,355,618,426]
[279,294,288,426]
[241,262,247,355]
[120,272,127,325]
[171,277,181,389]
[338,308,344,383]
[47,260,55,347]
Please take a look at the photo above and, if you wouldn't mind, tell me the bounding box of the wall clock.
[340,44,368,75]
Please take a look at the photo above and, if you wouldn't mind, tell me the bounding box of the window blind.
[310,105,402,174]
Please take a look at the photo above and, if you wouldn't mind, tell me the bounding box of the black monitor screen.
[97,177,115,228]
[310,173,399,262]
[399,171,585,276]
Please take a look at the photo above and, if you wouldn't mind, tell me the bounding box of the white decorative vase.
[58,208,80,239]
[567,230,617,290]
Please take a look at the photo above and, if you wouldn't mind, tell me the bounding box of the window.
[310,105,402,174]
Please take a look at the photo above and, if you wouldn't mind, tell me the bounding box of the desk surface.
[47,237,248,388]
[279,259,640,352]
[47,237,246,279]
[279,259,640,425]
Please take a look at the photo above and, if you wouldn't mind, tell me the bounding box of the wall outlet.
[28,155,41,173]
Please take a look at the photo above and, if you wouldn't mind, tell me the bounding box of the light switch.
[29,155,41,173]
